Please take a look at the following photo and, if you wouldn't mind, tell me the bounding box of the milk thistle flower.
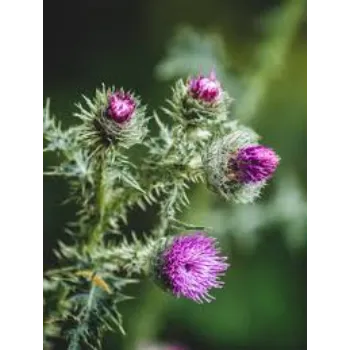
[74,85,147,151]
[107,91,136,123]
[151,233,229,303]
[163,70,232,126]
[202,129,280,203]
[228,145,280,184]
[188,70,222,103]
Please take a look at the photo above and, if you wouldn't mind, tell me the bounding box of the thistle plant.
[43,71,280,349]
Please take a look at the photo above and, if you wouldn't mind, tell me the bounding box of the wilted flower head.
[229,145,280,184]
[188,70,222,103]
[107,91,136,123]
[202,129,280,203]
[151,232,229,303]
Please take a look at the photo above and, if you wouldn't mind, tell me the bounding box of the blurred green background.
[44,0,306,349]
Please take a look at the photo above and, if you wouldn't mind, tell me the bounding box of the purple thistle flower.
[188,70,222,103]
[156,232,229,303]
[229,145,280,184]
[107,91,136,123]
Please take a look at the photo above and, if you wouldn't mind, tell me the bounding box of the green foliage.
[43,4,305,343]
[43,77,243,348]
[44,270,134,350]
[65,286,128,350]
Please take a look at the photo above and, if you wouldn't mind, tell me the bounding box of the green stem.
[86,153,106,251]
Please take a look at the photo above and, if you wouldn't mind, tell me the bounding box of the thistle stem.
[86,152,106,251]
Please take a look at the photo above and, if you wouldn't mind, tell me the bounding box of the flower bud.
[229,145,280,184]
[163,70,232,126]
[188,70,222,103]
[107,91,136,123]
[75,85,147,151]
[202,129,280,203]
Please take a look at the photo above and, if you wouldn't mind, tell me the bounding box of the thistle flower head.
[164,70,232,126]
[107,91,136,123]
[74,85,147,151]
[229,145,280,183]
[202,128,280,203]
[152,233,229,303]
[188,70,222,103]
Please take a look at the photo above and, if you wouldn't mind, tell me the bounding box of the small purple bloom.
[229,145,280,184]
[159,232,229,303]
[188,70,222,103]
[107,91,136,123]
